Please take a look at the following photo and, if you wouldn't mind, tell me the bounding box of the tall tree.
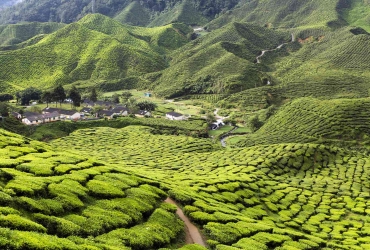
[89,87,98,102]
[69,86,82,108]
[121,91,133,103]
[137,100,157,111]
[111,93,120,104]
[41,91,53,107]
[126,97,138,115]
[52,84,66,107]
[0,94,13,102]
[0,102,9,117]
[20,87,42,105]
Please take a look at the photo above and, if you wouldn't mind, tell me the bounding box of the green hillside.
[152,22,290,98]
[207,0,345,30]
[0,22,65,46]
[114,1,151,27]
[49,125,370,250]
[232,97,370,148]
[148,0,209,27]
[0,127,186,249]
[341,0,370,32]
[0,14,191,93]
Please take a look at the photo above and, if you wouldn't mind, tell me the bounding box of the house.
[80,107,93,114]
[135,110,151,117]
[99,110,115,119]
[59,110,81,120]
[210,121,224,130]
[144,92,152,97]
[11,112,22,119]
[43,111,60,123]
[166,112,185,121]
[83,99,95,107]
[112,106,128,116]
[42,107,61,114]
[22,112,43,125]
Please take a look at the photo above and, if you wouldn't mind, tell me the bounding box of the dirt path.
[164,198,207,247]
[256,33,295,63]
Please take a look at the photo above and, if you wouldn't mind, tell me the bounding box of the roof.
[59,109,79,116]
[112,106,128,112]
[42,107,61,113]
[136,110,149,115]
[80,107,92,113]
[166,112,183,117]
[100,110,115,116]
[43,111,60,119]
[24,111,41,117]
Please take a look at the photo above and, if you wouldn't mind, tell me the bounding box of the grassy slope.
[51,125,370,250]
[152,22,290,98]
[0,127,185,249]
[208,0,344,30]
[0,22,65,46]
[341,0,370,32]
[148,0,209,27]
[0,14,191,93]
[233,97,370,148]
[114,1,151,27]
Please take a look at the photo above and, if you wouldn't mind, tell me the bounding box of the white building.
[166,112,185,120]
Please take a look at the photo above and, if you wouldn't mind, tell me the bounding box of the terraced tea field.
[233,97,370,149]
[0,129,190,249]
[51,125,370,250]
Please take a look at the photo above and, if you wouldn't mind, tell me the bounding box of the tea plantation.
[0,128,189,249]
[49,125,370,250]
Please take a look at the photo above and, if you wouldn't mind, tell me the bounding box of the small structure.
[59,110,81,120]
[144,92,152,97]
[11,112,22,119]
[80,107,93,114]
[210,121,224,130]
[99,110,115,119]
[166,112,185,121]
[135,110,151,117]
[112,106,128,116]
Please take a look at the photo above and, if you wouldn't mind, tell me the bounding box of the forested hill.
[0,0,239,25]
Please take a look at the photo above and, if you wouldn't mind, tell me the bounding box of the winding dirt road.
[164,198,207,246]
[256,33,295,63]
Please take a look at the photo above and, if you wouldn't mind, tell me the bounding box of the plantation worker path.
[256,33,295,63]
[214,108,238,147]
[164,198,207,247]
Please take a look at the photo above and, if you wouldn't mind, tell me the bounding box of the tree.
[126,97,138,115]
[0,94,13,102]
[0,102,10,116]
[111,93,120,104]
[137,100,157,111]
[89,87,98,102]
[69,86,82,108]
[15,92,21,104]
[205,113,216,124]
[247,115,262,132]
[41,91,53,107]
[20,87,42,105]
[52,84,66,107]
[92,105,103,118]
[121,91,132,103]
[28,106,42,114]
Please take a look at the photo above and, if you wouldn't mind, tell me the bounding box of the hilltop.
[0,14,191,93]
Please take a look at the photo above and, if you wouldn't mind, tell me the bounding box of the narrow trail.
[220,127,238,147]
[164,198,207,247]
[213,108,237,147]
[256,33,295,63]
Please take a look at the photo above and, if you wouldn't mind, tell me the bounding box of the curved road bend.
[256,33,295,63]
